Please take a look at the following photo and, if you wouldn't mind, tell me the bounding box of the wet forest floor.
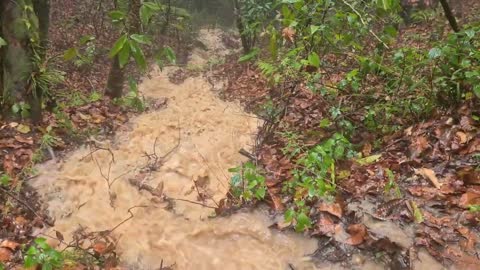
[1,1,480,269]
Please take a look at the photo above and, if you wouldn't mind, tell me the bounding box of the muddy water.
[31,31,322,270]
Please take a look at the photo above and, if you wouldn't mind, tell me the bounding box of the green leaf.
[24,254,36,268]
[12,103,20,114]
[163,47,176,64]
[356,154,382,165]
[140,5,153,26]
[130,34,152,45]
[108,10,126,21]
[319,118,331,128]
[118,42,131,68]
[284,209,295,222]
[473,85,480,99]
[428,47,442,59]
[310,25,320,35]
[410,201,424,223]
[295,212,312,232]
[129,40,147,71]
[308,52,320,68]
[79,35,95,45]
[109,34,128,58]
[16,124,31,134]
[0,37,7,47]
[238,48,260,63]
[63,47,78,61]
[0,174,10,186]
[143,2,161,11]
[255,187,266,199]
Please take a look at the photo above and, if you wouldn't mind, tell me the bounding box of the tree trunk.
[30,0,50,124]
[233,0,251,53]
[439,0,460,32]
[106,56,124,98]
[105,0,142,99]
[0,0,34,111]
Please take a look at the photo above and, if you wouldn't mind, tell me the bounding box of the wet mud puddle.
[32,30,320,270]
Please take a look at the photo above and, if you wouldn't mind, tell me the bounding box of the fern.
[258,61,276,76]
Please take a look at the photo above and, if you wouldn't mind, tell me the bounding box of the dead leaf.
[457,167,480,185]
[14,135,33,145]
[0,240,20,250]
[55,231,65,242]
[362,143,372,156]
[459,192,480,208]
[456,226,477,252]
[282,27,295,43]
[93,241,107,254]
[16,124,31,134]
[345,224,367,246]
[0,247,12,262]
[314,213,337,236]
[415,168,442,189]
[455,131,468,144]
[410,136,429,159]
[318,202,343,218]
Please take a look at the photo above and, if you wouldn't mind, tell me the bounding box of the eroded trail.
[31,31,320,270]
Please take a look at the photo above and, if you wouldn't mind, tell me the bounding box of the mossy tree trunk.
[0,0,49,124]
[1,0,35,115]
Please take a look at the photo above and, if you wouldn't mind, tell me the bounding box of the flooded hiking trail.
[31,30,320,270]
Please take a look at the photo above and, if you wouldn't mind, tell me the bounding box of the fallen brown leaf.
[318,202,343,218]
[282,27,296,43]
[14,135,33,145]
[459,191,480,208]
[345,224,367,246]
[415,168,442,189]
[0,247,12,262]
[93,241,107,254]
[0,240,20,250]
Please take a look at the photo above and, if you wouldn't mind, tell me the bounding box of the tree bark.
[106,0,142,99]
[30,0,50,124]
[106,56,125,98]
[233,0,251,53]
[0,0,34,109]
[439,0,460,32]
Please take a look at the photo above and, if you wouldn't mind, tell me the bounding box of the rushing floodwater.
[31,30,446,270]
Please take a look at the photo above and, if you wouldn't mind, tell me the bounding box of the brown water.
[31,30,322,270]
[31,30,445,270]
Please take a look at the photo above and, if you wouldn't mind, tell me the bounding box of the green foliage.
[0,36,6,47]
[24,238,64,270]
[12,102,31,119]
[229,161,267,202]
[384,168,402,198]
[428,26,480,102]
[64,35,96,68]
[28,51,65,101]
[282,133,354,232]
[239,48,260,62]
[155,46,177,70]
[285,204,312,232]
[0,174,11,186]
[114,78,145,112]
[468,205,480,213]
[278,131,304,158]
[289,133,353,199]
[236,0,275,52]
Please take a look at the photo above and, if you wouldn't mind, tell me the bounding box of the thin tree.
[106,0,142,99]
[439,0,460,32]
